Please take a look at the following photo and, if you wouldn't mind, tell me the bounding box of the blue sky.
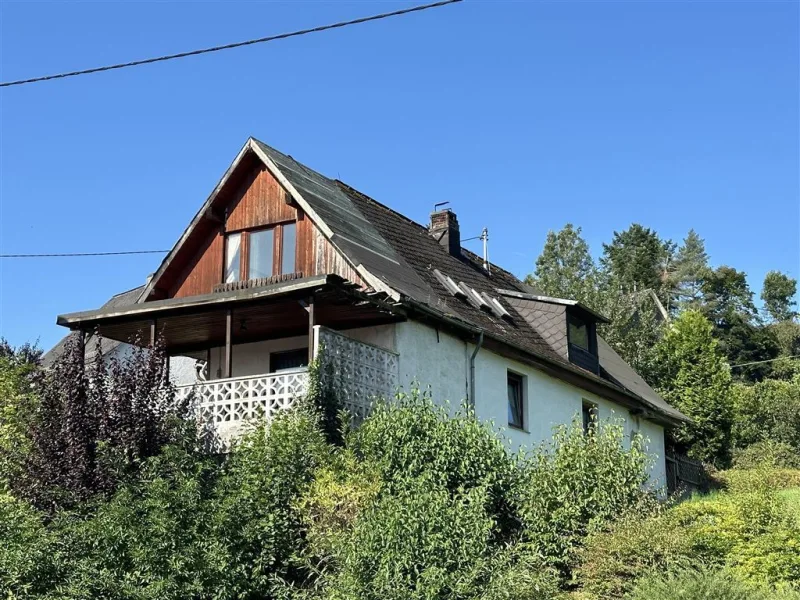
[1,0,798,350]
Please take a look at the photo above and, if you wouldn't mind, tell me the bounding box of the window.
[281,222,296,275]
[507,372,525,430]
[225,233,242,283]
[582,400,597,434]
[223,221,297,283]
[568,314,590,351]
[249,229,274,279]
[270,348,308,373]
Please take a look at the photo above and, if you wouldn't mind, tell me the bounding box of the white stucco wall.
[392,320,667,489]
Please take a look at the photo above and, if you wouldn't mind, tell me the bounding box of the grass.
[779,488,800,525]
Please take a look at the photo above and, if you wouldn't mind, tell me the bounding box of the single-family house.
[51,138,687,485]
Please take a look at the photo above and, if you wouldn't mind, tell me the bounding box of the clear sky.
[1,0,798,350]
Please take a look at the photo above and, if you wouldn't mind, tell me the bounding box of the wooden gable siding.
[226,165,295,231]
[167,164,367,298]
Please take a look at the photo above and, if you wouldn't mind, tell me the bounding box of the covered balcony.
[57,275,402,442]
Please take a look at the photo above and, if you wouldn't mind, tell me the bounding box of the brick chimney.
[429,208,461,257]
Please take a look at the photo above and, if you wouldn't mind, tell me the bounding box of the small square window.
[507,372,525,430]
[582,400,598,434]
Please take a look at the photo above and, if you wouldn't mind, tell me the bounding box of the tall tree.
[699,266,779,381]
[600,224,673,302]
[667,229,709,313]
[761,271,797,323]
[525,224,600,309]
[654,310,733,467]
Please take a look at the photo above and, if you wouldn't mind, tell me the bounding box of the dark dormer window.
[567,312,599,374]
[568,314,590,351]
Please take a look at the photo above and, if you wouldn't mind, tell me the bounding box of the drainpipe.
[469,331,484,411]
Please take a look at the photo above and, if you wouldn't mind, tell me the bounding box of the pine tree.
[525,224,601,309]
[668,229,709,313]
[654,310,733,467]
[600,224,674,304]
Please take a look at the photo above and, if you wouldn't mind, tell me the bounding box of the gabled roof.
[56,137,686,426]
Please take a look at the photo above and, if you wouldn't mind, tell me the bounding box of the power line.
[0,250,170,258]
[0,0,462,88]
[729,354,800,369]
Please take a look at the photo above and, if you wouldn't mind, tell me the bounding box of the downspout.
[469,331,484,411]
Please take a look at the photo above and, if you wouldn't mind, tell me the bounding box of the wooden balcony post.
[224,308,233,379]
[307,296,315,363]
[149,319,157,347]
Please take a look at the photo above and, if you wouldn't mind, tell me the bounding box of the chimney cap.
[433,201,451,212]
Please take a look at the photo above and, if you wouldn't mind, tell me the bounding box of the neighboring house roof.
[44,286,145,367]
[52,137,687,426]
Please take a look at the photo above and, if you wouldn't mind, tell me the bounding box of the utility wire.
[0,250,170,258]
[0,0,462,88]
[729,354,800,369]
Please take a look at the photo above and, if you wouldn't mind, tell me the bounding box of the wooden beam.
[224,308,233,378]
[149,319,157,346]
[308,296,316,362]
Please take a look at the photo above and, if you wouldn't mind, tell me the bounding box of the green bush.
[732,377,800,454]
[717,468,800,493]
[577,507,695,598]
[628,568,794,600]
[300,393,559,600]
[208,408,332,598]
[515,418,652,576]
[733,441,800,470]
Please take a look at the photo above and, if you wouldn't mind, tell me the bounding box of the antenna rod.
[481,228,490,274]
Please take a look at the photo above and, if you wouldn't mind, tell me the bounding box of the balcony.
[176,325,399,443]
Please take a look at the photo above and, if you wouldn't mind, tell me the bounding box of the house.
[52,137,687,486]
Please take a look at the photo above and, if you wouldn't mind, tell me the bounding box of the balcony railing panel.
[177,369,308,442]
[315,325,400,421]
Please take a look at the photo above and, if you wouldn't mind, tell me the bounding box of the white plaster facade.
[184,319,668,488]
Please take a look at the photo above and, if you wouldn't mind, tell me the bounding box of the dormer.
[496,289,609,375]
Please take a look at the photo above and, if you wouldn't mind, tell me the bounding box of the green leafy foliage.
[655,310,734,467]
[525,223,601,310]
[732,377,800,455]
[515,418,652,577]
[628,567,797,600]
[734,441,800,470]
[577,476,800,598]
[762,271,798,324]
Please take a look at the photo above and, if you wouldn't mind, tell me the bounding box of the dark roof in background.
[44,286,145,367]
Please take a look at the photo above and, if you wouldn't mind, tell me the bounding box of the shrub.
[207,408,332,598]
[515,418,652,576]
[577,507,695,598]
[733,441,800,470]
[628,567,787,600]
[717,468,800,493]
[300,393,559,599]
[732,377,800,454]
[17,335,195,511]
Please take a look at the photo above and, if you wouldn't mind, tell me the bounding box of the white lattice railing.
[315,325,400,421]
[177,327,400,443]
[176,369,308,442]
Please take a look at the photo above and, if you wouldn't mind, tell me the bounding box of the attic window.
[568,314,590,351]
[224,222,296,283]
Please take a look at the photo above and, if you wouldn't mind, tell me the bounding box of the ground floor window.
[582,400,598,434]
